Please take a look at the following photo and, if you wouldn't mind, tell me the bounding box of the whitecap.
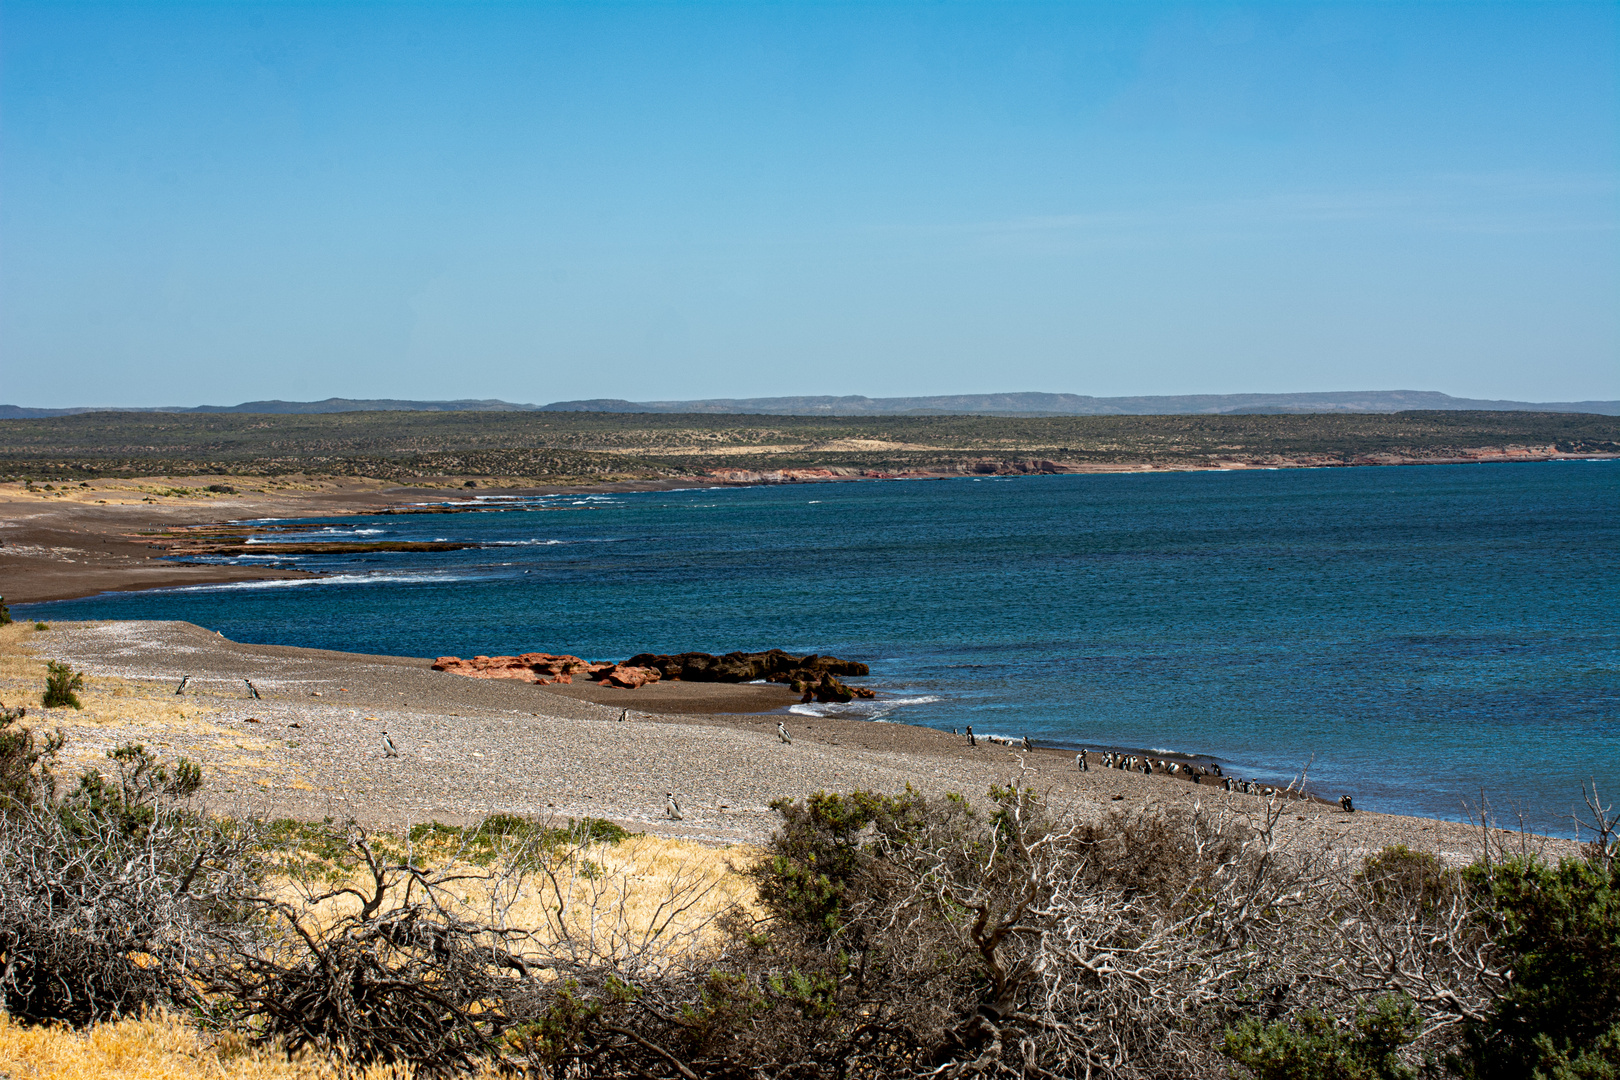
[786,694,942,721]
[158,570,486,593]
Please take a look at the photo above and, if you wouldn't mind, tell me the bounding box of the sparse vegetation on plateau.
[1,409,1614,483]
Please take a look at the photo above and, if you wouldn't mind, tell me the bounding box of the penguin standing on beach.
[619,709,629,722]
[777,721,792,744]
[244,678,261,700]
[175,675,191,695]
[665,792,683,820]
[965,725,976,747]
[381,731,399,758]
[1077,751,1088,772]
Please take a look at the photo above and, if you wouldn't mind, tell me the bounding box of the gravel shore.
[9,620,1580,863]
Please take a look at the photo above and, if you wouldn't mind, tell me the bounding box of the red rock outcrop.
[433,647,873,697]
[431,652,604,685]
[594,664,661,689]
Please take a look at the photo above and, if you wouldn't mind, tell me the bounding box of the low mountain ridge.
[4,390,1617,418]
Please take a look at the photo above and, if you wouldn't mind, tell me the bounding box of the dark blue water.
[22,461,1619,834]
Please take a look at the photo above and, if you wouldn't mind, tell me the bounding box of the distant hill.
[4,390,1617,419]
[0,397,537,419]
[537,390,1620,415]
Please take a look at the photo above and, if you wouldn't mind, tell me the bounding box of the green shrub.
[42,660,85,709]
[59,743,204,838]
[750,787,928,941]
[0,596,11,625]
[1356,843,1459,918]
[0,703,63,813]
[1222,995,1422,1080]
[404,813,632,865]
[1453,854,1620,1079]
[34,621,48,631]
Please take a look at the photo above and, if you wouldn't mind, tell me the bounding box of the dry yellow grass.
[277,831,761,965]
[1,622,218,725]
[0,1011,474,1079]
[0,622,235,779]
[0,835,759,1080]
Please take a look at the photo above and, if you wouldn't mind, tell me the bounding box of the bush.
[1223,995,1423,1080]
[750,787,927,940]
[1356,843,1460,919]
[406,812,631,866]
[0,703,62,814]
[42,660,84,708]
[0,741,255,1025]
[1453,853,1620,1079]
[206,824,537,1074]
[0,595,11,625]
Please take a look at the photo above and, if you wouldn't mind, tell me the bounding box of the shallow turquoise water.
[22,460,1619,834]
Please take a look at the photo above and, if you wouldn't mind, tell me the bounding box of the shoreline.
[1,619,1579,859]
[4,454,1614,605]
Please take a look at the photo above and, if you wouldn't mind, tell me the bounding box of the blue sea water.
[21,461,1619,835]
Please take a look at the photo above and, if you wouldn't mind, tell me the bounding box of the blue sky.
[2,1,1615,407]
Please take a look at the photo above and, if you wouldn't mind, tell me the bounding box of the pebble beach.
[3,619,1578,865]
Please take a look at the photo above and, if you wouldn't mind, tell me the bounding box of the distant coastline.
[4,450,1618,605]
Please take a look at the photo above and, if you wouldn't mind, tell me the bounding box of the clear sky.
[2,1,1615,408]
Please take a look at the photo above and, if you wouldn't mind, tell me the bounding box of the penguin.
[243,678,261,700]
[665,792,683,820]
[777,721,792,744]
[175,675,191,695]
[381,732,399,758]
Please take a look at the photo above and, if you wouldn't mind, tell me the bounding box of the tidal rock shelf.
[432,648,876,702]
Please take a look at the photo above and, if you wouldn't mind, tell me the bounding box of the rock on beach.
[433,647,875,698]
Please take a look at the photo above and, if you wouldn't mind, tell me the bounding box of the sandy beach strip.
[0,619,1580,866]
[0,475,707,604]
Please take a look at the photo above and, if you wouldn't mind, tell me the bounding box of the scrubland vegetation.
[2,410,1615,483]
[1,695,1616,1078]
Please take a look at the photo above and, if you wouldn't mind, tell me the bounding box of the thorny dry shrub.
[514,784,1579,1080]
[0,727,258,1025]
[207,816,743,1077]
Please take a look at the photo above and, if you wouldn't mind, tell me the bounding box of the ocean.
[21,460,1619,835]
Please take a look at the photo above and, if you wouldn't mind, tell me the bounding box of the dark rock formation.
[623,649,871,688]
